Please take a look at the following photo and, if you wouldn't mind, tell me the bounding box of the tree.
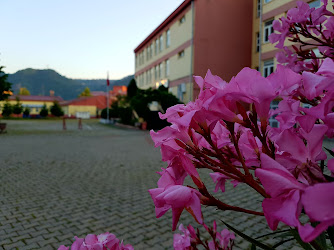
[39,104,48,118]
[0,66,12,101]
[19,87,31,95]
[50,101,64,117]
[12,97,23,115]
[1,101,12,117]
[79,87,92,97]
[23,107,30,117]
[127,78,138,99]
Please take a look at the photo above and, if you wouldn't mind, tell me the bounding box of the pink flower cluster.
[173,222,235,250]
[270,0,334,73]
[58,232,133,250]
[150,58,334,244]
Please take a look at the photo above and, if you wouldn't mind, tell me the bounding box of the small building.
[61,86,128,118]
[1,95,63,115]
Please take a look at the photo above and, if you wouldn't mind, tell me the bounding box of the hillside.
[7,68,133,100]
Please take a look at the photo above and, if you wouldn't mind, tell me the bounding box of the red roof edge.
[134,0,192,53]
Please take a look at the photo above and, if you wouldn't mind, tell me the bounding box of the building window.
[165,59,170,76]
[179,16,186,24]
[264,0,272,3]
[257,0,261,17]
[256,33,260,52]
[177,83,186,101]
[264,19,274,43]
[263,59,274,77]
[151,68,155,81]
[146,47,149,61]
[155,66,158,79]
[150,43,153,58]
[178,50,185,58]
[159,35,163,52]
[155,39,159,55]
[159,63,163,79]
[309,0,321,8]
[166,29,170,48]
[269,100,279,128]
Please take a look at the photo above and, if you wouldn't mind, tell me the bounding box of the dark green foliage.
[13,97,23,115]
[39,104,49,117]
[0,66,12,101]
[23,107,30,116]
[130,88,182,121]
[50,101,64,117]
[1,101,12,117]
[127,78,138,99]
[118,107,134,125]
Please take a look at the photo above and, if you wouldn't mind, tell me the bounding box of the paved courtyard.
[0,119,332,249]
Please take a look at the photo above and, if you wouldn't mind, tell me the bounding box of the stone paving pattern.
[0,120,332,249]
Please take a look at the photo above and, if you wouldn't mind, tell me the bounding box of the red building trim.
[169,75,191,87]
[134,0,192,53]
[135,39,192,76]
[262,0,308,21]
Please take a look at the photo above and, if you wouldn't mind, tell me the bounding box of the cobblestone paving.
[0,120,333,249]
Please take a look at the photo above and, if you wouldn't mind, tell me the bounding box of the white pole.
[107,71,109,123]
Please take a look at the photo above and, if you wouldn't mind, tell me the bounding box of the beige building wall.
[135,6,194,98]
[66,105,97,117]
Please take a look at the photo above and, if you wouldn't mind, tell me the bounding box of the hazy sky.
[1,0,184,79]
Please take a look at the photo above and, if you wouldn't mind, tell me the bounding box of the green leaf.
[255,229,290,239]
[272,238,294,248]
[324,147,334,157]
[290,229,313,250]
[221,220,274,250]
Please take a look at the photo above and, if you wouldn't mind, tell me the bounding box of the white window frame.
[165,59,170,77]
[155,39,159,55]
[263,59,274,77]
[159,35,163,52]
[264,19,274,43]
[166,29,170,48]
[159,63,163,79]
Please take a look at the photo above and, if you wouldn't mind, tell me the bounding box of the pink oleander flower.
[58,233,131,250]
[149,185,203,230]
[210,172,239,193]
[275,125,327,184]
[173,224,192,250]
[216,229,235,250]
[256,154,334,242]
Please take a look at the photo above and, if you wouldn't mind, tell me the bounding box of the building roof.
[8,95,63,102]
[61,95,107,110]
[134,0,192,53]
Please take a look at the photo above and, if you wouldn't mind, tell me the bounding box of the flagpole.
[107,71,109,123]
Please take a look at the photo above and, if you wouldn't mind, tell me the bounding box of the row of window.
[256,0,321,52]
[136,30,170,67]
[136,15,186,67]
[137,59,170,87]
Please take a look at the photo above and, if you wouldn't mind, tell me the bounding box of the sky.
[0,0,184,80]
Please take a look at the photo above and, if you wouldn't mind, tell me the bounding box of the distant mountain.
[7,68,134,100]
